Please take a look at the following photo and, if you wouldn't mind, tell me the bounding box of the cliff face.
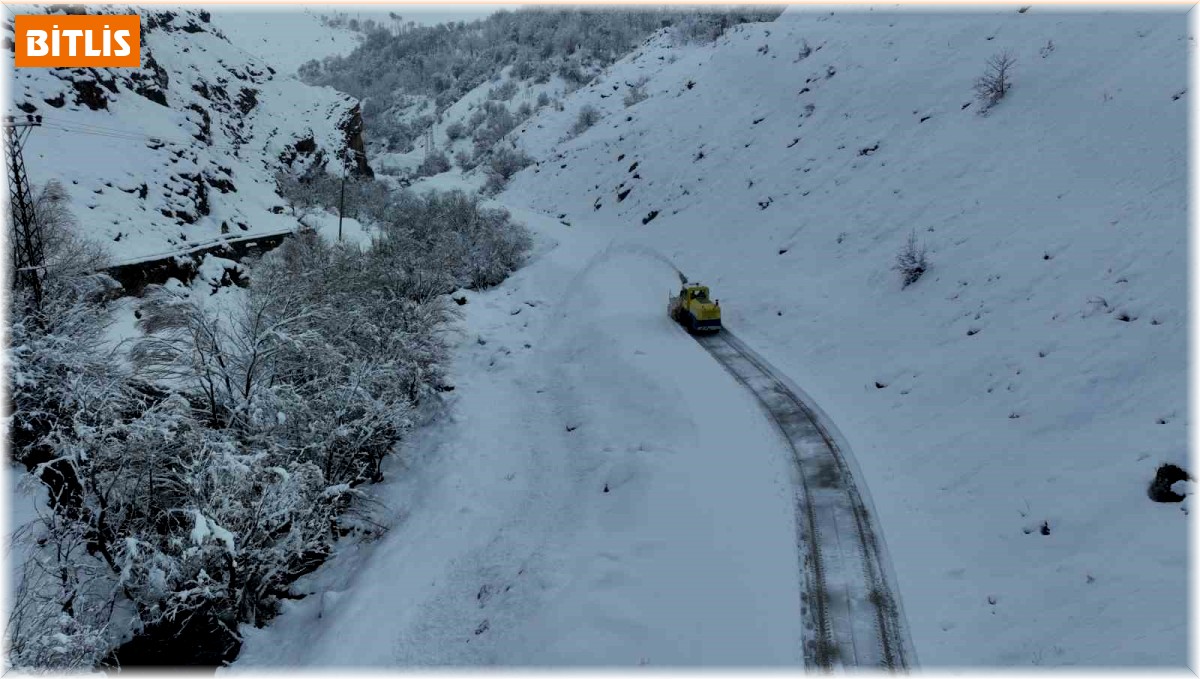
[340,103,374,178]
[4,5,370,263]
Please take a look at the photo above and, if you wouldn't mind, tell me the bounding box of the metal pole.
[338,172,345,242]
[4,115,45,311]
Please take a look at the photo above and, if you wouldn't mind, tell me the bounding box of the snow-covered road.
[697,330,914,669]
[234,206,819,666]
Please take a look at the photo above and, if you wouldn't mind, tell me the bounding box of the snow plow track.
[695,330,915,671]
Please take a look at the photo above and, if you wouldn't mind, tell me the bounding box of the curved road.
[695,330,917,671]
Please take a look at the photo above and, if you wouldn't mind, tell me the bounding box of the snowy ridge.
[3,5,368,264]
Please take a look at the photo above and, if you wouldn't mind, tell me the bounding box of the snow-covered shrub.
[672,15,731,44]
[570,105,602,137]
[7,512,113,671]
[378,190,532,290]
[536,91,551,108]
[472,104,519,155]
[511,60,535,80]
[558,60,589,87]
[483,146,534,194]
[974,50,1015,110]
[455,149,477,171]
[275,169,342,220]
[6,303,129,669]
[416,150,452,178]
[8,188,119,475]
[893,229,929,288]
[798,39,812,61]
[131,280,323,429]
[531,62,553,84]
[467,108,487,131]
[487,78,519,101]
[27,390,355,648]
[445,120,466,141]
[623,79,649,107]
[9,295,121,468]
[8,173,527,669]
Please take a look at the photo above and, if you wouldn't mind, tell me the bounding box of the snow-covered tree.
[974,50,1015,109]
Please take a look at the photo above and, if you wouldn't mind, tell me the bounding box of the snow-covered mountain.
[234,7,1187,669]
[3,5,370,265]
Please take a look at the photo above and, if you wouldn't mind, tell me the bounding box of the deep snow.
[3,4,1186,670]
[208,7,361,77]
[500,7,1188,666]
[233,206,810,666]
[242,6,1186,669]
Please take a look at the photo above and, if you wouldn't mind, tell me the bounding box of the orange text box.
[14,14,140,68]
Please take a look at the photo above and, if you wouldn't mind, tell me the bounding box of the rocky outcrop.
[340,103,375,178]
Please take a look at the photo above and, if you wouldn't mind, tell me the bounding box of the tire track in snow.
[695,330,915,671]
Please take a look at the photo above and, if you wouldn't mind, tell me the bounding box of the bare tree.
[974,50,1015,109]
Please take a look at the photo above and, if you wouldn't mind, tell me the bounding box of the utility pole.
[4,114,45,312]
[338,170,345,243]
[338,145,368,243]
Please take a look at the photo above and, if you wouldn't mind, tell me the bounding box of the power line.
[35,116,245,153]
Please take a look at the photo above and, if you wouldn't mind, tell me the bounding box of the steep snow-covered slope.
[3,5,369,265]
[494,8,1187,666]
[208,7,361,76]
[375,65,575,177]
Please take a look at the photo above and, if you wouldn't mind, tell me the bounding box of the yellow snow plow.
[669,283,722,333]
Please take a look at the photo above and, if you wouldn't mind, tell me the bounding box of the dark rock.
[1148,463,1190,503]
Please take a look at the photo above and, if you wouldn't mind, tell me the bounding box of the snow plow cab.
[669,283,722,333]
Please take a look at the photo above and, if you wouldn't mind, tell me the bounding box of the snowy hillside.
[232,7,1188,670]
[374,65,574,178]
[208,7,361,76]
[496,7,1187,666]
[5,5,1185,670]
[3,5,370,265]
